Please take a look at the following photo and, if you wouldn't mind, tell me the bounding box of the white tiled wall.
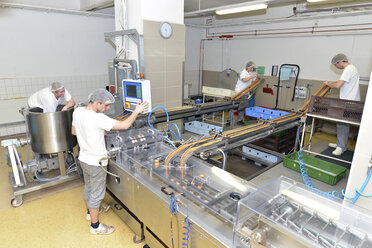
[0,74,109,137]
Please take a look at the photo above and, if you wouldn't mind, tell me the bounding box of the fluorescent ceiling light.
[307,0,328,2]
[216,3,268,15]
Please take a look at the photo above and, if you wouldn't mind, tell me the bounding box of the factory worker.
[227,61,259,126]
[323,53,360,156]
[72,89,148,235]
[28,82,75,113]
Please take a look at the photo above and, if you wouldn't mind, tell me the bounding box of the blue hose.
[296,126,340,199]
[297,126,372,203]
[169,123,182,140]
[182,216,191,248]
[169,130,179,141]
[148,106,169,130]
[350,168,372,204]
[169,196,178,248]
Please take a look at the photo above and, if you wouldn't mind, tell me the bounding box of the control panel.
[122,79,152,113]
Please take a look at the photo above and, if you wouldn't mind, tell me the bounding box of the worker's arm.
[71,125,76,135]
[62,98,76,111]
[111,102,149,130]
[242,73,259,82]
[323,80,345,89]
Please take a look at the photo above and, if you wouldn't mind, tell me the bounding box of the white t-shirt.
[72,107,117,166]
[235,69,256,93]
[28,87,72,113]
[339,64,360,101]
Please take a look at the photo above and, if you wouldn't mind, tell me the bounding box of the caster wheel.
[11,197,23,208]
[143,245,150,248]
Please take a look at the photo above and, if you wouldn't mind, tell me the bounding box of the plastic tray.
[245,106,289,120]
[283,152,347,185]
[308,96,364,122]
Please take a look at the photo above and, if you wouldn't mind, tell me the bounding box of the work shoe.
[237,121,245,125]
[328,143,337,148]
[332,147,344,156]
[90,223,115,235]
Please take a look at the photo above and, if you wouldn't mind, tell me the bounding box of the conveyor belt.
[164,85,331,171]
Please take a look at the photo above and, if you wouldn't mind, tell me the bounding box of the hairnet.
[50,82,64,92]
[246,61,255,69]
[331,53,348,65]
[88,88,115,104]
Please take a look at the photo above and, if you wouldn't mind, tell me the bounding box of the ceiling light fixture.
[307,0,328,2]
[216,3,268,15]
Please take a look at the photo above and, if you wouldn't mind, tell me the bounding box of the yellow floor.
[0,139,145,248]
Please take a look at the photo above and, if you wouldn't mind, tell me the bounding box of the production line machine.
[101,83,372,248]
[103,121,372,248]
[1,107,79,207]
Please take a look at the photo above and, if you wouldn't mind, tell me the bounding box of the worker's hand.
[134,101,149,114]
[323,81,329,86]
[61,106,68,111]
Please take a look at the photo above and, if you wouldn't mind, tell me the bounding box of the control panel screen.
[126,84,139,98]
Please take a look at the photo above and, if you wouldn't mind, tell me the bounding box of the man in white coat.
[228,61,259,126]
[28,82,75,113]
[72,88,148,235]
[324,53,360,156]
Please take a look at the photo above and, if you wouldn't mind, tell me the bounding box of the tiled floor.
[0,139,145,248]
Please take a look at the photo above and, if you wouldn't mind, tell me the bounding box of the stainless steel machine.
[104,128,257,247]
[234,177,372,248]
[1,107,79,207]
[103,128,372,248]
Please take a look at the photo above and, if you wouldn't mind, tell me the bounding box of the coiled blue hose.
[296,126,340,199]
[298,125,372,204]
[182,216,190,248]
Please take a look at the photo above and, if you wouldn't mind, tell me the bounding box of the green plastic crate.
[283,152,347,185]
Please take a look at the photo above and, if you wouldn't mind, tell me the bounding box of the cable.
[98,157,120,178]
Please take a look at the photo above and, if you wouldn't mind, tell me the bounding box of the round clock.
[159,22,173,39]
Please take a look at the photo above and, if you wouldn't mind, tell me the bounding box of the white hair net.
[331,53,348,65]
[50,82,64,92]
[246,61,255,69]
[88,88,115,104]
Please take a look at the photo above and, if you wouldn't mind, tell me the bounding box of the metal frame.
[104,29,145,75]
[301,113,360,165]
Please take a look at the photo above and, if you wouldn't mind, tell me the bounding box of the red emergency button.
[125,102,130,108]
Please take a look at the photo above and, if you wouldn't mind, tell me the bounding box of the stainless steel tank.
[26,108,77,154]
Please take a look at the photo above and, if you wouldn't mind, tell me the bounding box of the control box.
[295,86,308,99]
[122,79,152,113]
